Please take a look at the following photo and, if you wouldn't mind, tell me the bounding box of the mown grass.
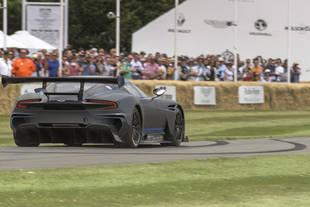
[1,110,310,146]
[1,154,310,207]
[185,110,310,140]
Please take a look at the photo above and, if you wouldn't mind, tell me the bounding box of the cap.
[265,69,271,73]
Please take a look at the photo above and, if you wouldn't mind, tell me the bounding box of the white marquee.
[132,0,310,81]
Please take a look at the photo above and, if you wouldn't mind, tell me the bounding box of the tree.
[1,0,185,51]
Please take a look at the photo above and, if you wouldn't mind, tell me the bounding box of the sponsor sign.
[194,86,216,105]
[21,84,42,95]
[239,86,264,104]
[168,12,191,34]
[284,25,310,35]
[249,19,272,36]
[204,19,233,29]
[156,85,176,101]
[26,5,64,48]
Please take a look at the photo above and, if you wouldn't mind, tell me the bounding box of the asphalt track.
[0,138,310,170]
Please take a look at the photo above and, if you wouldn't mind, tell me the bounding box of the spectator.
[64,58,81,76]
[12,49,36,77]
[216,57,227,81]
[141,57,161,80]
[261,69,272,82]
[158,58,167,80]
[224,63,234,81]
[186,59,198,81]
[119,57,132,80]
[130,53,143,80]
[32,53,43,77]
[104,58,116,76]
[243,67,253,81]
[81,57,96,75]
[290,62,301,83]
[0,50,12,76]
[195,57,210,81]
[251,58,263,81]
[47,52,60,77]
[274,59,284,82]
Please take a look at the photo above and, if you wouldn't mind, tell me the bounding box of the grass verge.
[1,154,310,207]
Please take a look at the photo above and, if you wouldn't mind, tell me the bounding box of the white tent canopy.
[0,31,26,48]
[10,30,56,50]
[132,0,310,81]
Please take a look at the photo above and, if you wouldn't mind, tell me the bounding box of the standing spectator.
[81,57,96,75]
[224,63,234,81]
[32,53,43,77]
[261,69,272,82]
[265,58,276,81]
[11,49,36,77]
[158,58,167,80]
[251,58,263,81]
[64,58,81,76]
[141,57,161,80]
[47,52,60,77]
[0,50,12,76]
[208,60,216,81]
[119,57,132,80]
[195,57,210,81]
[104,58,116,76]
[130,53,144,80]
[179,57,189,80]
[186,59,198,81]
[274,59,284,82]
[290,62,301,83]
[243,68,253,81]
[216,57,227,81]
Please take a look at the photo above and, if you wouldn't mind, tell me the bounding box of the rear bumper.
[11,112,129,144]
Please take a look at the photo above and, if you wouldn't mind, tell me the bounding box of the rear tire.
[14,128,40,147]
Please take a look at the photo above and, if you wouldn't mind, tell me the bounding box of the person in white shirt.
[224,63,234,81]
[274,59,284,82]
[261,69,272,82]
[130,53,144,80]
[0,51,12,76]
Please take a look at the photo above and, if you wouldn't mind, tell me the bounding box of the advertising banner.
[194,86,216,105]
[26,5,63,48]
[238,86,264,104]
[156,85,176,101]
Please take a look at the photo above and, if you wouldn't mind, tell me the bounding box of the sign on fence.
[194,86,216,105]
[239,86,264,104]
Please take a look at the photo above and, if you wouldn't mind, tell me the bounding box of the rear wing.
[1,76,125,102]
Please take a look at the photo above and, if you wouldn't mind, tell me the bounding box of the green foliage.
[1,0,185,50]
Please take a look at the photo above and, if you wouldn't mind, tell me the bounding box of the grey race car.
[2,76,186,148]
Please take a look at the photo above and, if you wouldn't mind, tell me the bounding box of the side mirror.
[153,87,166,99]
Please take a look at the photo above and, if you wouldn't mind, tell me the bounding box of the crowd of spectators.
[0,46,302,83]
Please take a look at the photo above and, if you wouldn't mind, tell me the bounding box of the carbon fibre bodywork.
[3,76,185,147]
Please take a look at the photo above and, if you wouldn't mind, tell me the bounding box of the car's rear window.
[46,82,118,93]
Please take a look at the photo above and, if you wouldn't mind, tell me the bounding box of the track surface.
[0,138,310,170]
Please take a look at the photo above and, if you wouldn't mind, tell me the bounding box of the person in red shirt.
[11,49,36,77]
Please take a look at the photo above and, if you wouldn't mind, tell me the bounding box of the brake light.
[17,99,41,109]
[87,99,118,110]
